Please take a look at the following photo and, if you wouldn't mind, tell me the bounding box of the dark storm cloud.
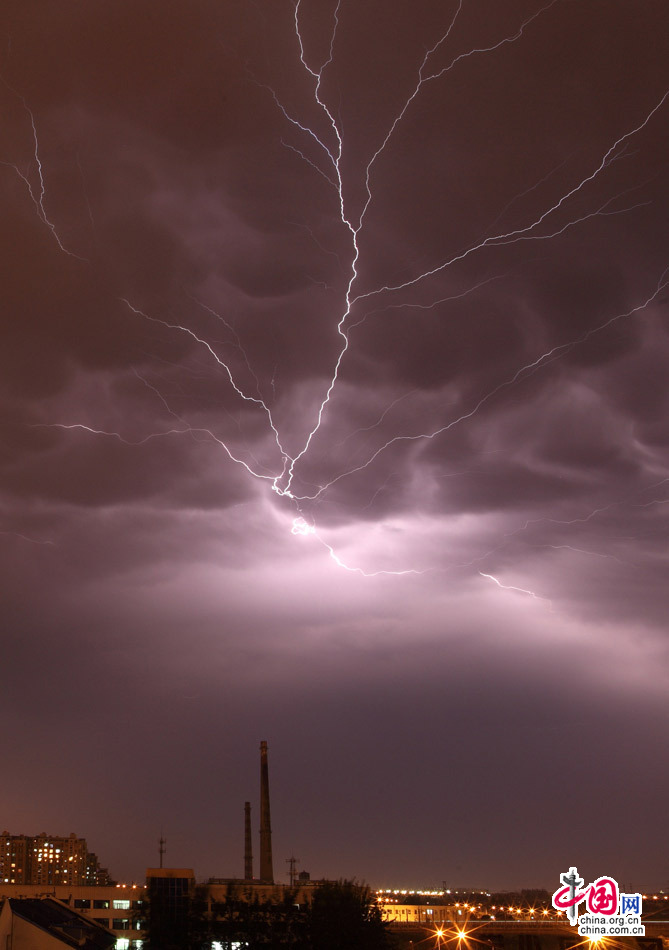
[1,0,668,890]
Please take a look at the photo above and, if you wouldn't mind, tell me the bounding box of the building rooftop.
[5,898,115,950]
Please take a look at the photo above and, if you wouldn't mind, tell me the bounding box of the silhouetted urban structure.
[244,802,253,881]
[259,740,274,883]
[13,742,667,950]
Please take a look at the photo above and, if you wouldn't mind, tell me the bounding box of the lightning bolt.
[291,517,426,576]
[258,4,668,517]
[0,529,55,547]
[536,545,632,567]
[479,571,552,608]
[1,78,87,260]
[29,3,669,581]
[272,0,571,500]
[504,480,669,543]
[288,269,669,502]
[351,88,669,306]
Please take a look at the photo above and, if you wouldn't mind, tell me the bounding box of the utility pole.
[286,855,299,887]
[244,803,253,880]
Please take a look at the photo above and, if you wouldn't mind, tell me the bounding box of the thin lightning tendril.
[0,529,55,547]
[479,571,552,607]
[1,78,87,260]
[291,517,425,576]
[351,88,669,306]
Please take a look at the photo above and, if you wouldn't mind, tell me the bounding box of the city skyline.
[1,0,668,890]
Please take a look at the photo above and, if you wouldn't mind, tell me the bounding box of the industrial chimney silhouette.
[244,801,253,880]
[259,740,274,883]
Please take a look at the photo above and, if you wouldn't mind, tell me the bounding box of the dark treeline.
[139,879,394,950]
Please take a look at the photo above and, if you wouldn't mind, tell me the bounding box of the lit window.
[113,900,131,910]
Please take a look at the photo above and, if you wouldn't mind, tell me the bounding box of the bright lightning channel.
[479,572,551,608]
[291,518,425,577]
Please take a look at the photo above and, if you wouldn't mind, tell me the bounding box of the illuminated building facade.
[379,899,455,924]
[0,832,112,886]
[376,889,491,924]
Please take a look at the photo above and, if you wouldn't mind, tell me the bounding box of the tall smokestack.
[259,740,274,883]
[244,801,253,880]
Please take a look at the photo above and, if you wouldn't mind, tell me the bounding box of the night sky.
[2,0,668,892]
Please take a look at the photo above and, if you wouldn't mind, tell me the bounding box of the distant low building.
[376,889,472,925]
[379,900,457,925]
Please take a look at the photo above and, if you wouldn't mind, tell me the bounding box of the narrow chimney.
[244,802,253,880]
[259,740,274,883]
